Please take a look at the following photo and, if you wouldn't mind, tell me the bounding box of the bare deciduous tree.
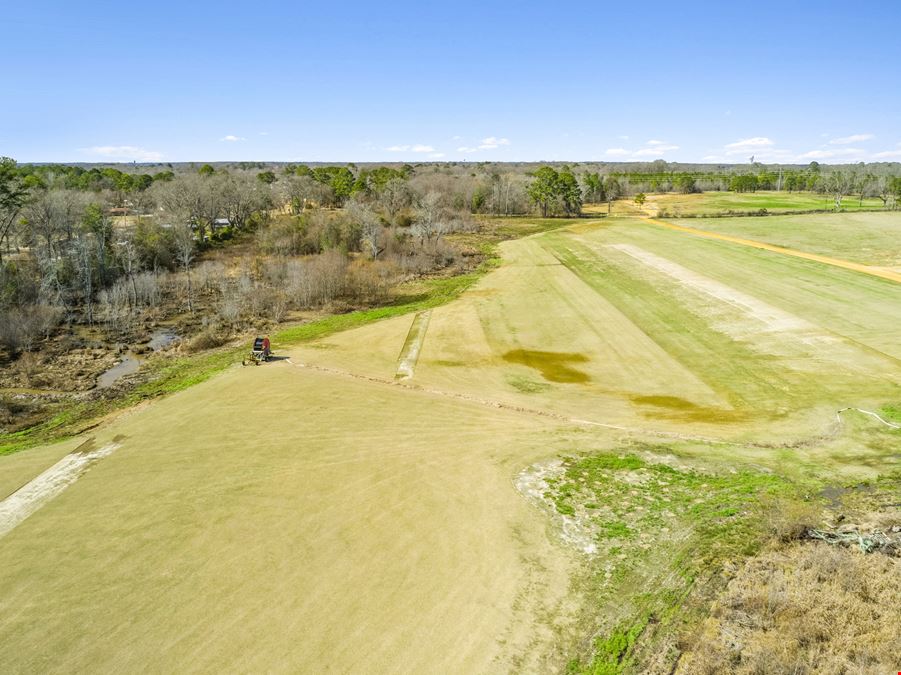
[219,173,271,229]
[173,224,196,314]
[412,191,447,247]
[825,171,854,211]
[346,200,384,259]
[379,178,412,224]
[116,236,142,308]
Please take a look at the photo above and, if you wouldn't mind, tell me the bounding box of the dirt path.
[643,217,901,284]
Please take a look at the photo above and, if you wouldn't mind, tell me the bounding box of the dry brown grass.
[678,541,901,674]
[183,325,228,353]
[761,496,823,542]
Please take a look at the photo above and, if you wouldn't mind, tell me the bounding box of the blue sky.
[4,1,901,164]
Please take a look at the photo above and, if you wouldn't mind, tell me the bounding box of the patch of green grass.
[506,375,551,394]
[879,402,901,423]
[590,618,649,674]
[597,520,632,539]
[579,454,646,472]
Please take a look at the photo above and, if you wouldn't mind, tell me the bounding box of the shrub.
[184,325,227,353]
[761,496,822,542]
[0,304,63,353]
[680,541,901,674]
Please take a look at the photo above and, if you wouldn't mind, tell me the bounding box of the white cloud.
[455,137,510,153]
[632,149,659,157]
[702,155,726,162]
[617,135,629,141]
[724,137,774,155]
[829,133,874,145]
[634,140,679,156]
[82,145,163,162]
[797,148,863,160]
[386,143,435,153]
[428,152,445,159]
[605,141,678,159]
[871,149,901,160]
[220,135,245,142]
[259,131,269,136]
[477,136,511,150]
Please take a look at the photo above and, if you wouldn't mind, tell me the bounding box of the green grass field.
[672,211,901,268]
[1,211,899,672]
[647,190,887,215]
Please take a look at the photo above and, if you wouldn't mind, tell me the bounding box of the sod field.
[1,211,900,672]
[645,190,886,215]
[671,211,901,269]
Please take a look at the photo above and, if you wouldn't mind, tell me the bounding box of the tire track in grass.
[0,440,121,539]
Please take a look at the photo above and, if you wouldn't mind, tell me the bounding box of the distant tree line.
[2,154,900,356]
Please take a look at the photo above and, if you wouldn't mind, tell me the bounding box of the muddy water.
[147,330,178,351]
[97,330,179,388]
[97,354,141,388]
